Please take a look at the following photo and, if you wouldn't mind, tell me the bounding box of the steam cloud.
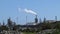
[24,8,37,15]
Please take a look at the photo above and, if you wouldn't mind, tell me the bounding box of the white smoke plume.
[18,8,37,15]
[24,8,37,15]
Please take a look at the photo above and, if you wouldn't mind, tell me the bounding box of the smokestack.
[35,15,38,23]
[16,17,18,23]
[26,16,27,23]
[55,16,57,21]
[43,17,46,23]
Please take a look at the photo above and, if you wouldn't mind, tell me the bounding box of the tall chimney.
[55,16,57,21]
[35,15,38,23]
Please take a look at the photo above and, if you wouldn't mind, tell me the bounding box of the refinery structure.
[0,15,58,31]
[0,8,59,34]
[0,14,60,34]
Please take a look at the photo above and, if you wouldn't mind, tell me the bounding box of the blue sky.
[0,0,60,25]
